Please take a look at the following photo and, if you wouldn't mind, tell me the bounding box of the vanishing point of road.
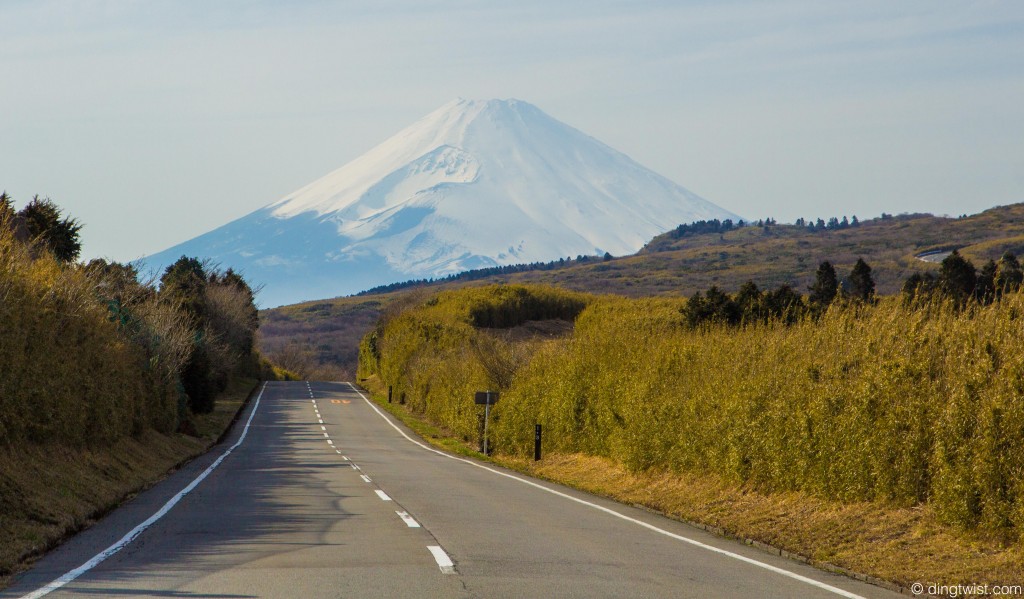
[4,382,902,598]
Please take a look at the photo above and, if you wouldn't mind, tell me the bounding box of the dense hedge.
[361,284,1024,533]
[0,230,178,444]
[1,203,270,447]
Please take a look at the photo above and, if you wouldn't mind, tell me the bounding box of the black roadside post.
[534,424,542,461]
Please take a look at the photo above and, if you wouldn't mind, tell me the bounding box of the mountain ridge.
[143,98,739,306]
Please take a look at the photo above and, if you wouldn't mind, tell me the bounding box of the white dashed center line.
[375,490,392,501]
[396,511,420,528]
[427,546,456,574]
[360,474,371,483]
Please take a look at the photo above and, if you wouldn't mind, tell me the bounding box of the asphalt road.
[4,381,903,598]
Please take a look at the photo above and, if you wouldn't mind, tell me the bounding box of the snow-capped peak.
[144,98,740,307]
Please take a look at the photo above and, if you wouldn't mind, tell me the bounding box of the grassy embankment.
[358,284,1024,591]
[0,377,257,588]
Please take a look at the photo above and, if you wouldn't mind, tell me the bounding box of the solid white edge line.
[348,383,866,599]
[396,511,421,528]
[427,545,455,574]
[375,490,392,501]
[20,382,269,599]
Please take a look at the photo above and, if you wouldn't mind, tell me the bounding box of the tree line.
[903,250,1023,306]
[356,253,605,296]
[684,258,875,327]
[1,192,269,444]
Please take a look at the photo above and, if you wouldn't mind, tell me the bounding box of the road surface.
[4,381,902,598]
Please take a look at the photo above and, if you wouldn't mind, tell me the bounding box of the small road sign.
[474,391,499,405]
[475,391,500,455]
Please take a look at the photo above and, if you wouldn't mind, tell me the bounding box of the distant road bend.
[5,382,901,598]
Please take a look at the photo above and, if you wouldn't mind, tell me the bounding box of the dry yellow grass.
[513,453,1024,591]
[0,377,257,589]
[361,373,1024,593]
[360,283,1024,591]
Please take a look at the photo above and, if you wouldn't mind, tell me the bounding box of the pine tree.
[18,196,83,263]
[808,261,839,310]
[764,284,805,323]
[160,256,208,319]
[735,280,764,322]
[902,272,937,302]
[938,250,977,305]
[848,258,875,302]
[995,252,1023,294]
[0,191,12,220]
[977,259,997,304]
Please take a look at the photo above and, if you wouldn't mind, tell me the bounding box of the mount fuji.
[142,98,740,307]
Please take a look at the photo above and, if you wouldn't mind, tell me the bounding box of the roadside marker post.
[474,391,499,455]
[534,424,542,461]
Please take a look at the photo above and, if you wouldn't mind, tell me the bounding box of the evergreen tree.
[684,291,707,327]
[0,191,12,220]
[995,252,1023,294]
[808,261,839,310]
[764,285,805,323]
[976,259,997,304]
[902,272,937,301]
[938,250,977,304]
[848,258,875,302]
[704,285,740,325]
[18,196,82,262]
[735,281,764,322]
[160,256,208,319]
[86,259,146,307]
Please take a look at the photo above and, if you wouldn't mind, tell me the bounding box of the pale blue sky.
[1,0,1022,261]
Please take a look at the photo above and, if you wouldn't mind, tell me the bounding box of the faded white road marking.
[427,545,455,574]
[396,511,420,528]
[321,425,327,431]
[375,490,392,501]
[360,474,371,483]
[349,383,866,599]
[327,440,333,445]
[19,383,269,599]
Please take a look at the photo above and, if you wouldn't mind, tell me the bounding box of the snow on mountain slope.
[143,98,741,307]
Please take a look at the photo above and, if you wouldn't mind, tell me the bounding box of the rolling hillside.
[258,203,1024,378]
